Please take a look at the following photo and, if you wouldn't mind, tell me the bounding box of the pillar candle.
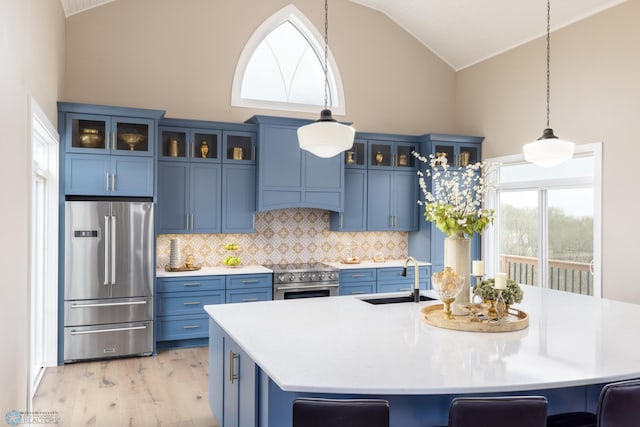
[494,272,507,290]
[472,260,484,276]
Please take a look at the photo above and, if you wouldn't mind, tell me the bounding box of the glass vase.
[444,231,471,315]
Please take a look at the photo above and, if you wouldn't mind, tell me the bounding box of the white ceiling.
[60,0,629,71]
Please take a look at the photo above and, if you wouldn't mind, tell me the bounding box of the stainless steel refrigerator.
[64,199,154,362]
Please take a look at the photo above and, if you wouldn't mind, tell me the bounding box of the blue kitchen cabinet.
[223,131,256,164]
[156,276,225,348]
[157,119,257,234]
[367,170,418,231]
[367,138,419,170]
[376,266,431,293]
[225,274,272,303]
[156,161,221,233]
[248,115,344,212]
[329,169,367,231]
[158,125,222,162]
[339,268,376,296]
[58,104,164,197]
[344,138,367,169]
[222,164,256,233]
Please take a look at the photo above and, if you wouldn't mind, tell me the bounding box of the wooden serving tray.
[421,304,529,332]
[164,265,201,272]
[341,258,361,264]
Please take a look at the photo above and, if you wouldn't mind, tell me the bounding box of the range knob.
[319,273,326,280]
[328,272,336,280]
[309,273,316,281]
[278,274,286,283]
[288,274,295,282]
[299,273,306,282]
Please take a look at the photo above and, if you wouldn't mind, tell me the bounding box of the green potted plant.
[476,277,523,306]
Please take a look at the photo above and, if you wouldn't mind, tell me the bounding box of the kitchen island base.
[209,320,605,427]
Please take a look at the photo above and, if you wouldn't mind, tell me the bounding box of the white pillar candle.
[494,272,507,290]
[472,260,484,276]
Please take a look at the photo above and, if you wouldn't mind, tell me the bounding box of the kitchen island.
[205,287,640,426]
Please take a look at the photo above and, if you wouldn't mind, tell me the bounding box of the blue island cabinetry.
[156,119,257,234]
[58,102,165,197]
[338,266,431,296]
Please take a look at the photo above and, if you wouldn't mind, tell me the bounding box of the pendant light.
[297,0,354,158]
[523,0,575,168]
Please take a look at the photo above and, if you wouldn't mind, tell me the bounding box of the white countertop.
[205,287,640,395]
[325,259,431,269]
[156,265,272,278]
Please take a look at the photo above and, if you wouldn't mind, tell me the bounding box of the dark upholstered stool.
[292,397,389,427]
[446,396,548,427]
[547,378,640,427]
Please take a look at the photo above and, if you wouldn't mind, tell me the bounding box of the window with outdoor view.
[485,144,601,296]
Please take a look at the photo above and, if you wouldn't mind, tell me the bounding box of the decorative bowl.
[431,267,465,319]
[79,128,103,148]
[119,133,146,150]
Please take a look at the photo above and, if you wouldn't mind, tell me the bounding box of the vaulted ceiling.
[60,0,629,70]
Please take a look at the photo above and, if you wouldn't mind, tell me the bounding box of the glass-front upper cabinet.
[432,142,480,167]
[66,113,154,156]
[368,139,419,169]
[344,139,367,169]
[158,127,221,162]
[223,131,255,164]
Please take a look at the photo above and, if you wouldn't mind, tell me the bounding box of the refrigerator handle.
[111,215,116,286]
[104,216,110,286]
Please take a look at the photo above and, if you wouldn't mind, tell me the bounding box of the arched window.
[231,4,346,115]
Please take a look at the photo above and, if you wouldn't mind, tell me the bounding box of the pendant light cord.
[546,0,551,128]
[323,0,329,111]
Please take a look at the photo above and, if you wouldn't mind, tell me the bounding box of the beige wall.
[62,0,456,135]
[456,0,640,303]
[0,0,65,413]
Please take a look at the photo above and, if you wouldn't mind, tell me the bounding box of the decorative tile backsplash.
[157,208,408,268]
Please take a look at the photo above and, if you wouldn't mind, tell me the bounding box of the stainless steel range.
[267,262,339,300]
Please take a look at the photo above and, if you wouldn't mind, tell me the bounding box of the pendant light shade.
[298,109,355,158]
[523,0,575,168]
[298,0,354,158]
[523,128,575,168]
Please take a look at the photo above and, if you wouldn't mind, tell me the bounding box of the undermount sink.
[361,294,436,305]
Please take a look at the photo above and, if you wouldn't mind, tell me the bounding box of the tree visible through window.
[485,145,602,297]
[232,4,345,114]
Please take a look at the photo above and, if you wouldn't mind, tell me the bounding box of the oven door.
[274,282,339,300]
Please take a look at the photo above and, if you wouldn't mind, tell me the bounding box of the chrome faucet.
[401,256,421,303]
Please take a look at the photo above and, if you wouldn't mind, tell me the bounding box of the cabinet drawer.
[339,269,376,283]
[376,282,416,294]
[225,274,272,289]
[157,291,224,316]
[226,288,272,304]
[157,315,208,340]
[376,266,428,283]
[157,276,225,293]
[339,283,375,296]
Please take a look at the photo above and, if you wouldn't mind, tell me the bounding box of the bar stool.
[445,396,548,427]
[547,378,640,427]
[292,397,389,427]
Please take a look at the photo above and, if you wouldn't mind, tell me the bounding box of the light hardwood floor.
[32,347,219,427]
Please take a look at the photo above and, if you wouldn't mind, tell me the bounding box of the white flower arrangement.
[413,152,497,237]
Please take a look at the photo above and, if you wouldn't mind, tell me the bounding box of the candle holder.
[468,274,486,321]
[495,289,507,321]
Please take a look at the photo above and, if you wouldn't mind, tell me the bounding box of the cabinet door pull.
[111,174,116,192]
[242,297,258,302]
[399,287,411,291]
[242,279,259,284]
[351,274,365,278]
[351,291,365,295]
[183,325,201,330]
[183,301,201,306]
[183,282,201,287]
[229,351,239,384]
